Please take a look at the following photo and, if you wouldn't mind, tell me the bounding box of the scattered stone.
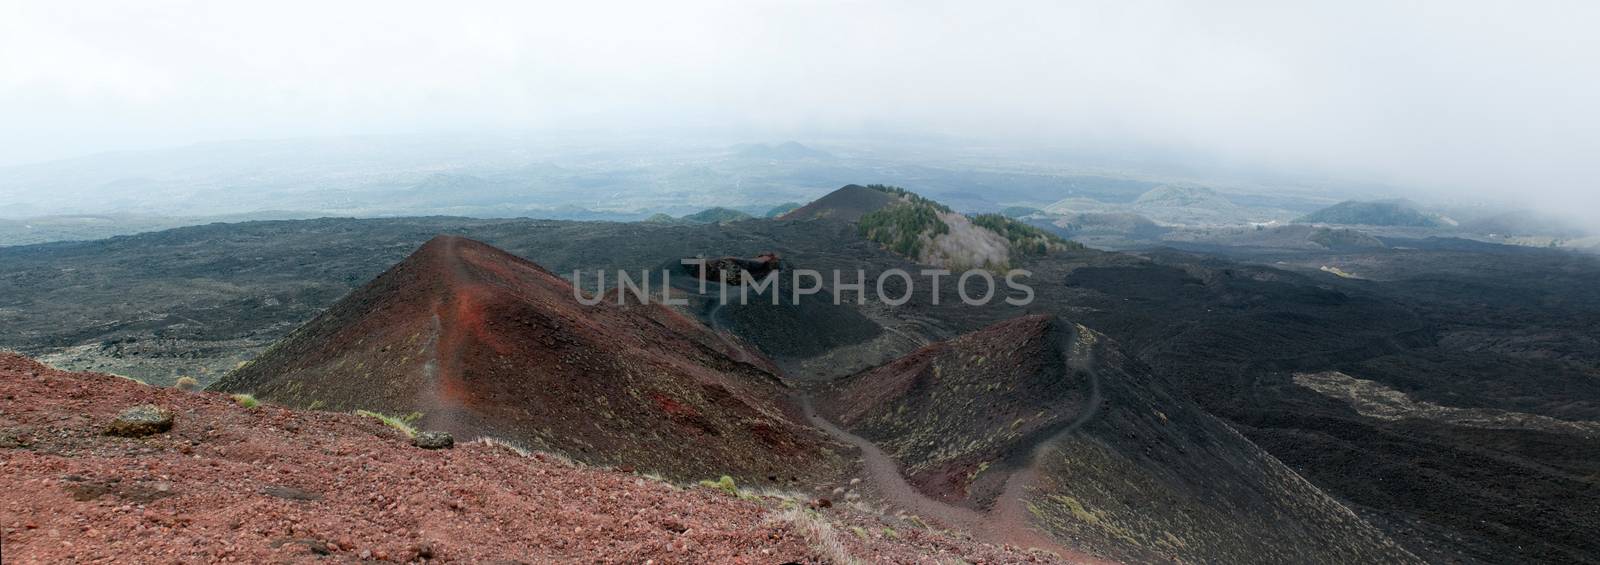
[105,405,174,437]
[0,429,29,448]
[412,431,454,449]
[261,485,322,501]
[304,539,332,555]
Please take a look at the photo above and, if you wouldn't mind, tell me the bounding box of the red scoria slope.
[0,353,1069,563]
[822,315,1094,508]
[209,235,843,483]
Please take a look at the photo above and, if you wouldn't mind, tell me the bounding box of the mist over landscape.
[3,2,1599,564]
[3,1,1598,229]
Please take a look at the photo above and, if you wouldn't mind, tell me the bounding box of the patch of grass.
[355,409,416,438]
[230,394,259,408]
[307,400,326,411]
[1048,494,1100,525]
[699,475,740,497]
[173,376,200,392]
[765,508,861,565]
[476,436,531,457]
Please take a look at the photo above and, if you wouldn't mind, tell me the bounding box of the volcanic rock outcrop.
[211,235,844,481]
[682,252,782,285]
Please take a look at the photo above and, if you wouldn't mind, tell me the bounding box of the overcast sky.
[2,0,1596,217]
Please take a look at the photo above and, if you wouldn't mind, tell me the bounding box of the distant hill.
[679,207,755,224]
[999,206,1045,218]
[1463,210,1589,237]
[729,141,832,160]
[852,185,1081,269]
[785,184,1079,269]
[211,236,844,481]
[1169,224,1387,251]
[763,202,802,218]
[1297,199,1446,227]
[640,207,756,225]
[780,184,900,222]
[0,211,321,246]
[821,315,1415,564]
[1047,212,1166,238]
[1134,185,1237,209]
[1045,185,1277,227]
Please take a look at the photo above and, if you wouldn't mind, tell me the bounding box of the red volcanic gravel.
[0,354,1068,564]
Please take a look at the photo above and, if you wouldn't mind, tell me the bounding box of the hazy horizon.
[3,1,1597,223]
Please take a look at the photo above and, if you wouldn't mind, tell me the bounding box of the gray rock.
[106,405,174,437]
[412,430,454,449]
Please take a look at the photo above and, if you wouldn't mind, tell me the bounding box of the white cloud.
[1,0,1596,219]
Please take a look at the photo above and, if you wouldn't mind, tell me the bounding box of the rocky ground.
[0,353,1067,564]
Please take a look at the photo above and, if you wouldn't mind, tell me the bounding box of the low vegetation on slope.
[857,196,950,257]
[856,185,1079,269]
[970,213,1082,256]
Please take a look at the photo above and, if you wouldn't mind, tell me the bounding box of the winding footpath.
[798,325,1113,564]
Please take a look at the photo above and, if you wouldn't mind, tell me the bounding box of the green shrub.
[230,394,260,408]
[699,475,739,496]
[859,199,950,258]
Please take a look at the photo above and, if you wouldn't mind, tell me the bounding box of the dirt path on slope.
[800,396,1110,564]
[798,324,1115,564]
[991,326,1107,550]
